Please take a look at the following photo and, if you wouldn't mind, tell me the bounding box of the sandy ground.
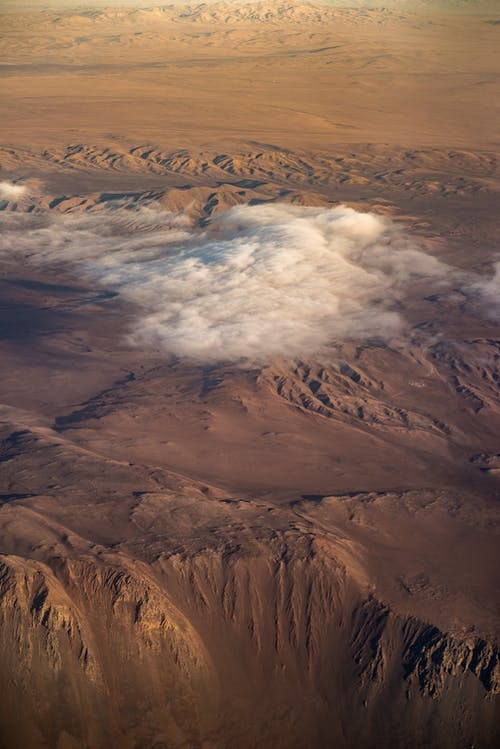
[0,4,498,150]
[0,4,499,749]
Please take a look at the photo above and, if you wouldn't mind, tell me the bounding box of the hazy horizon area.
[1,0,499,14]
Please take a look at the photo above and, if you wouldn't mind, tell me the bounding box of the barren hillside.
[0,3,499,748]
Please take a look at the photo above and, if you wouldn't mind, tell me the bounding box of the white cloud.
[467,261,500,320]
[0,202,481,362]
[122,204,451,361]
[0,181,27,200]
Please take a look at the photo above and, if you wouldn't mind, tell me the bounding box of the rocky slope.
[0,487,499,749]
[0,309,499,746]
[0,4,499,745]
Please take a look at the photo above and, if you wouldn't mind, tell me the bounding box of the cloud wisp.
[468,261,500,320]
[0,202,482,362]
[0,181,28,200]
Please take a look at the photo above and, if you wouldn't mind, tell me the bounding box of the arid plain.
[0,2,499,748]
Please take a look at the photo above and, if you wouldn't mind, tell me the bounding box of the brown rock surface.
[0,3,499,748]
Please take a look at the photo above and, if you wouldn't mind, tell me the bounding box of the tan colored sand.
[0,6,498,151]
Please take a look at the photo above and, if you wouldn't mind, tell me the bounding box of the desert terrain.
[0,2,499,748]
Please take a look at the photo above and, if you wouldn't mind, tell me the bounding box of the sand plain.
[0,3,499,749]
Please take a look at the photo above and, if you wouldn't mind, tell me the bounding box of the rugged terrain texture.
[0,424,499,749]
[1,3,499,748]
[0,241,499,746]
